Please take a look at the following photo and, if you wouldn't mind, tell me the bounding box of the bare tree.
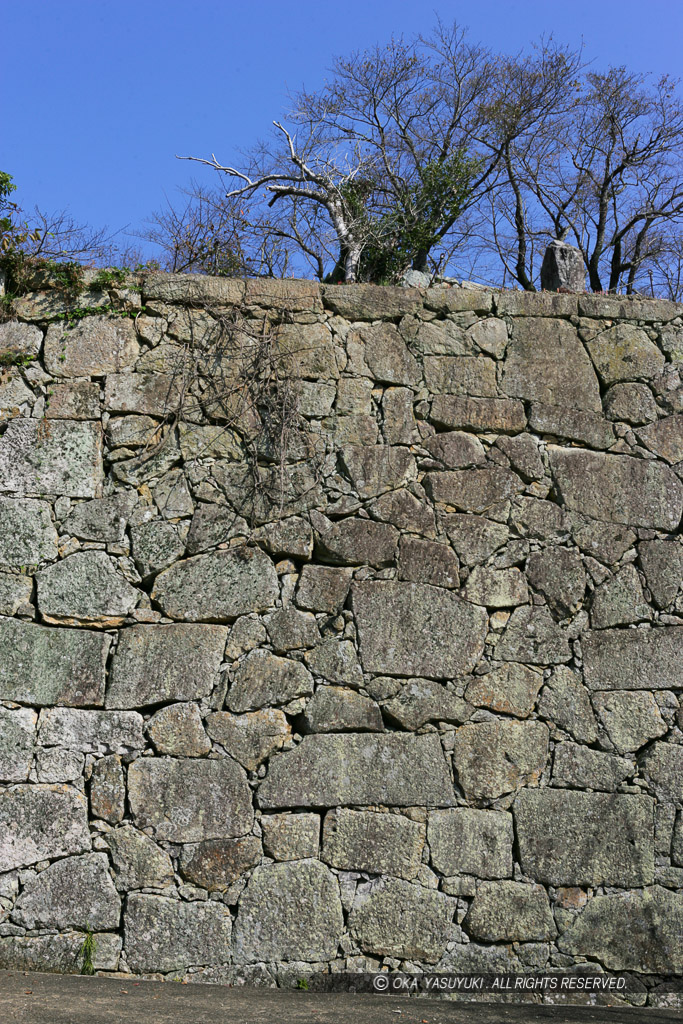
[182,119,382,282]
[1,170,140,272]
[180,26,512,282]
[491,66,683,292]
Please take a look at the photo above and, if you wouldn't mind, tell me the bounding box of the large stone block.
[0,572,33,615]
[146,702,211,756]
[264,605,320,653]
[233,860,344,963]
[105,826,174,891]
[424,466,523,512]
[35,748,84,784]
[511,497,568,542]
[245,277,322,312]
[0,784,91,871]
[352,581,487,678]
[45,380,100,420]
[638,743,683,804]
[0,932,120,973]
[589,564,650,629]
[131,519,185,577]
[495,290,578,318]
[454,721,548,801]
[0,320,43,357]
[272,322,339,380]
[106,414,160,448]
[570,513,636,565]
[430,395,527,433]
[638,539,683,609]
[428,808,513,879]
[314,516,399,566]
[206,709,291,770]
[142,272,245,305]
[259,733,454,808]
[13,287,109,320]
[358,323,421,385]
[36,550,139,626]
[514,789,654,886]
[526,546,586,619]
[495,606,571,664]
[445,514,509,566]
[464,663,542,718]
[90,754,125,823]
[63,492,136,544]
[151,546,278,621]
[128,756,253,842]
[466,881,556,942]
[180,837,262,891]
[322,809,425,880]
[604,382,658,425]
[0,618,109,706]
[637,413,683,465]
[422,430,486,469]
[462,567,528,609]
[558,887,683,973]
[106,623,228,708]
[104,372,181,416]
[381,678,471,730]
[112,434,181,487]
[301,686,383,733]
[349,878,454,963]
[339,445,416,498]
[212,460,324,525]
[0,498,57,565]
[185,503,250,556]
[527,404,615,450]
[424,285,494,314]
[125,894,233,973]
[227,650,314,712]
[261,813,320,861]
[502,319,601,411]
[582,627,683,690]
[11,852,120,930]
[37,708,145,754]
[0,371,34,421]
[295,565,353,613]
[552,742,634,792]
[467,316,508,359]
[578,293,681,321]
[437,941,522,974]
[423,355,497,396]
[586,324,665,385]
[304,638,364,687]
[592,691,667,754]
[0,419,103,498]
[323,283,422,319]
[44,315,138,376]
[0,707,36,783]
[549,448,683,531]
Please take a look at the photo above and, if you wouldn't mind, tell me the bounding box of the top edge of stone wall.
[10,269,683,324]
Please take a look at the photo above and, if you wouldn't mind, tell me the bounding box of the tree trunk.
[505,146,536,292]
[587,252,603,292]
[412,249,429,272]
[608,239,622,292]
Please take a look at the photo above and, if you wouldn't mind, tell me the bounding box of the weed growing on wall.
[78,927,96,976]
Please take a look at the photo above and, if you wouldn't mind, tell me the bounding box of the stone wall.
[0,269,682,1003]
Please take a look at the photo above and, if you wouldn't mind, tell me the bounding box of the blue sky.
[3,0,683,260]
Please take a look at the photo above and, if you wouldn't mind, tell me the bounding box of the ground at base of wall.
[1,971,682,1024]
